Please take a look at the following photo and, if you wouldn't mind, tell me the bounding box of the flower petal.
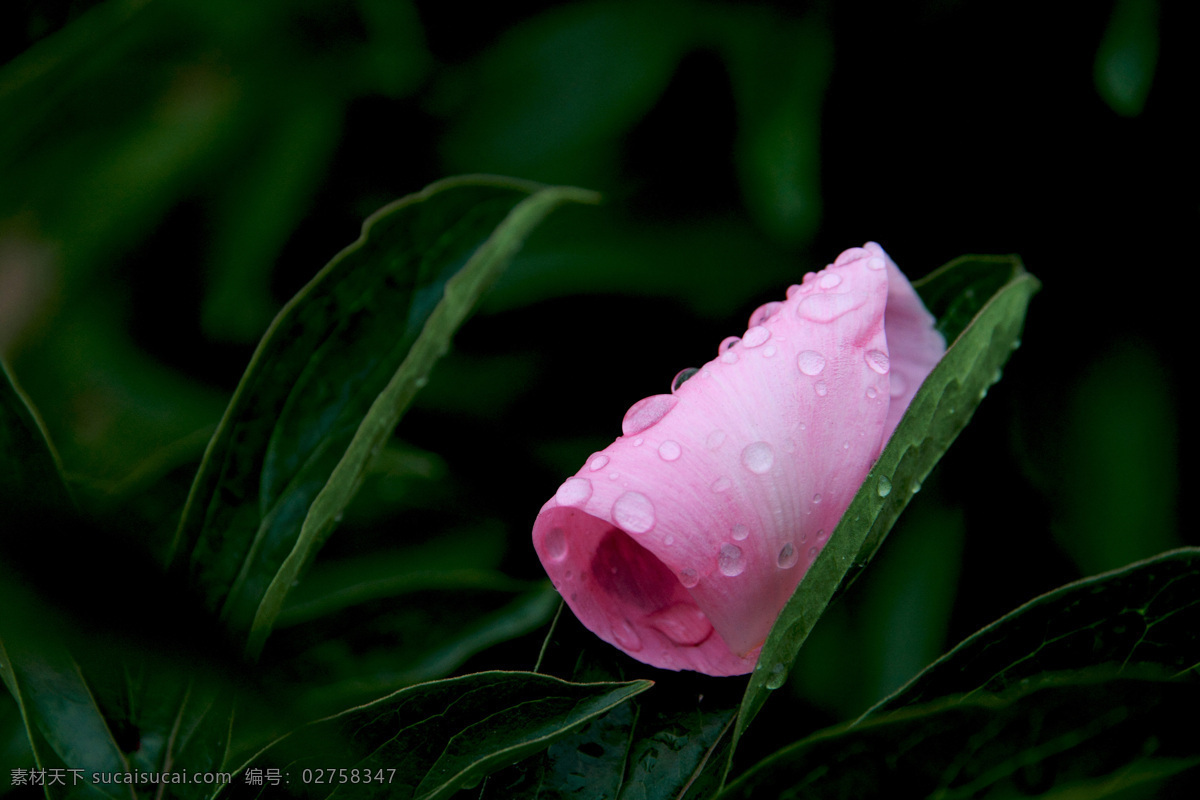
[532,243,945,675]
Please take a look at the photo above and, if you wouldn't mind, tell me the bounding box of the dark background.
[1,0,1193,731]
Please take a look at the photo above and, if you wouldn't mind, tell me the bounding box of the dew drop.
[721,351,739,364]
[749,301,784,326]
[865,349,891,374]
[797,350,826,376]
[808,546,818,560]
[706,430,727,449]
[648,603,713,646]
[731,523,749,541]
[613,492,656,533]
[658,440,682,461]
[762,344,778,358]
[742,325,771,348]
[672,367,699,393]
[664,534,675,546]
[741,441,774,474]
[545,527,568,561]
[415,376,429,388]
[843,441,850,450]
[818,272,843,289]
[816,528,827,542]
[866,256,885,271]
[555,477,593,507]
[719,336,740,353]
[679,568,700,588]
[633,437,644,447]
[622,394,679,435]
[718,543,745,577]
[815,381,828,397]
[798,292,868,322]
[777,543,798,569]
[911,480,922,494]
[765,663,788,690]
[785,284,802,299]
[866,386,877,399]
[812,493,822,504]
[710,476,732,493]
[589,454,610,472]
[608,471,620,480]
[612,619,643,652]
[877,476,893,497]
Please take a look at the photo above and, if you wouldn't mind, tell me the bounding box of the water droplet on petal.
[777,543,798,569]
[721,351,739,364]
[612,619,643,652]
[815,381,828,397]
[613,491,656,533]
[817,528,827,542]
[797,350,826,376]
[672,367,699,393]
[798,292,868,322]
[589,454,609,471]
[609,471,620,480]
[877,476,893,497]
[633,437,644,447]
[545,527,568,561]
[555,477,593,507]
[866,256,886,270]
[807,546,819,560]
[706,430,727,449]
[812,493,822,504]
[866,386,877,399]
[890,372,908,397]
[718,543,745,576]
[741,441,774,474]
[865,350,890,374]
[679,568,700,588]
[719,336,740,353]
[731,523,749,541]
[622,394,678,435]
[765,663,788,690]
[647,603,713,646]
[818,272,843,289]
[785,284,802,299]
[762,344,778,358]
[658,440,682,461]
[749,301,784,326]
[742,325,771,348]
[710,476,731,493]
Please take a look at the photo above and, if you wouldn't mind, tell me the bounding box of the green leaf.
[867,548,1200,717]
[719,677,1200,799]
[0,635,134,800]
[729,255,1039,764]
[242,671,652,800]
[1094,0,1159,117]
[265,570,560,718]
[0,359,70,512]
[168,175,598,658]
[492,698,735,800]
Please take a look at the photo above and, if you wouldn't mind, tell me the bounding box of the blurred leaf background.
[0,0,1193,790]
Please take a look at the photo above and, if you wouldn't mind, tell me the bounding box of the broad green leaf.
[0,635,134,800]
[240,671,652,800]
[866,548,1200,718]
[168,176,598,658]
[719,677,1200,799]
[492,698,735,800]
[265,571,560,718]
[730,255,1039,764]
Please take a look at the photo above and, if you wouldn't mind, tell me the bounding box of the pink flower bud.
[532,243,945,675]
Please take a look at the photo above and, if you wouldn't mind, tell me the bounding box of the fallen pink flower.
[532,243,946,675]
